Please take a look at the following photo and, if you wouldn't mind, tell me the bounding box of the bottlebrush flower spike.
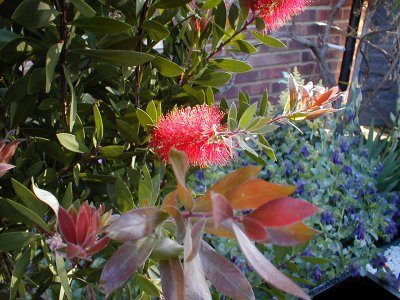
[150,104,233,168]
[0,139,21,177]
[244,0,308,31]
[57,202,111,259]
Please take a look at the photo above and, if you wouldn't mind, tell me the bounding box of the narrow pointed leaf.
[159,258,184,300]
[106,207,168,241]
[195,166,262,212]
[250,31,286,48]
[267,222,320,246]
[10,247,32,300]
[310,87,339,108]
[57,133,90,154]
[247,197,320,227]
[0,232,41,251]
[0,163,14,177]
[7,199,50,232]
[58,207,77,244]
[12,179,47,217]
[152,56,184,77]
[232,223,310,300]
[71,17,133,35]
[200,242,255,300]
[56,254,73,300]
[45,42,63,92]
[241,217,268,242]
[185,219,206,262]
[100,237,156,294]
[86,236,110,255]
[226,179,296,210]
[169,148,189,187]
[93,104,103,146]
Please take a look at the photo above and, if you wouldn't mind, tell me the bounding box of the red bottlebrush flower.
[57,202,111,259]
[0,139,21,177]
[150,104,233,168]
[245,0,308,31]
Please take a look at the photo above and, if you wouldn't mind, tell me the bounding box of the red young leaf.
[106,207,168,241]
[66,243,86,259]
[305,108,338,120]
[86,236,110,256]
[76,202,90,245]
[184,220,206,262]
[309,87,339,108]
[159,258,184,300]
[0,163,15,177]
[247,197,320,227]
[232,223,310,300]
[82,210,98,248]
[58,207,77,244]
[195,166,262,212]
[241,217,269,242]
[0,140,21,163]
[200,241,255,300]
[267,222,321,246]
[226,179,297,210]
[211,192,233,227]
[100,237,156,295]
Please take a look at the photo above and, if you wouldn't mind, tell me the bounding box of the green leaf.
[6,199,51,232]
[45,42,63,93]
[10,247,33,300]
[31,179,60,217]
[142,20,170,41]
[93,104,103,147]
[68,0,96,17]
[152,56,184,77]
[62,183,73,209]
[190,71,232,87]
[71,49,154,67]
[12,0,59,29]
[146,101,159,123]
[12,179,47,217]
[72,17,133,35]
[150,237,184,260]
[115,176,135,213]
[210,59,252,73]
[0,232,41,251]
[136,108,154,129]
[250,31,286,48]
[203,0,222,9]
[228,102,238,131]
[300,256,332,265]
[116,119,140,144]
[99,145,125,159]
[227,40,257,54]
[260,89,269,116]
[238,102,257,129]
[56,254,73,300]
[206,87,214,105]
[63,66,77,132]
[135,274,161,297]
[10,95,37,128]
[57,133,90,154]
[0,29,19,48]
[155,0,192,8]
[138,164,153,206]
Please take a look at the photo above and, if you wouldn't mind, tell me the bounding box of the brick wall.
[221,0,353,103]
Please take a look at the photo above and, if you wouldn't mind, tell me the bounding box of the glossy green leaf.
[99,145,125,159]
[238,102,257,129]
[106,207,168,241]
[12,179,47,217]
[71,49,154,66]
[152,56,184,77]
[12,0,59,29]
[10,247,33,300]
[56,254,73,300]
[135,274,161,297]
[203,0,222,9]
[68,0,96,17]
[142,20,170,41]
[210,59,252,73]
[45,42,63,93]
[63,66,77,132]
[115,176,135,213]
[227,40,257,54]
[250,31,286,48]
[205,87,214,105]
[136,108,154,129]
[155,0,192,8]
[72,17,133,35]
[93,104,103,147]
[100,237,156,294]
[232,223,310,300]
[61,183,73,209]
[6,199,50,232]
[57,133,90,154]
[31,179,60,217]
[191,71,232,87]
[0,232,41,251]
[200,242,255,300]
[116,119,140,144]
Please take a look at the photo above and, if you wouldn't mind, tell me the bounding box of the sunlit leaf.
[57,133,90,154]
[232,223,310,300]
[31,178,60,216]
[250,31,286,48]
[56,254,73,300]
[247,197,320,227]
[267,222,321,246]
